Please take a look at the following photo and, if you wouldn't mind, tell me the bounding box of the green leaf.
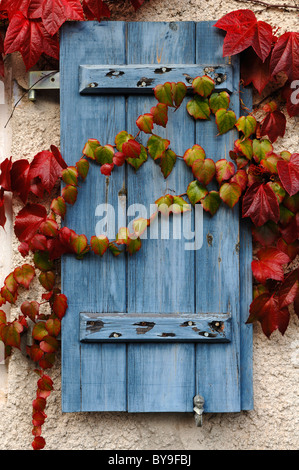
[209,91,230,113]
[192,158,216,186]
[116,227,129,245]
[215,159,235,184]
[45,318,61,337]
[235,138,253,160]
[171,82,187,107]
[0,322,23,349]
[13,264,35,289]
[215,108,237,134]
[61,166,78,186]
[126,236,142,255]
[154,82,173,106]
[235,115,257,138]
[82,139,101,160]
[252,138,273,163]
[50,196,66,219]
[76,158,90,179]
[126,144,148,170]
[150,103,168,127]
[132,218,148,238]
[109,242,122,256]
[172,196,191,214]
[160,149,176,178]
[38,271,55,291]
[61,185,78,205]
[32,321,48,341]
[186,95,210,120]
[90,235,109,256]
[115,131,134,152]
[202,191,221,216]
[219,182,242,208]
[187,180,208,205]
[34,251,54,272]
[183,145,206,167]
[94,144,114,165]
[136,113,154,134]
[155,194,174,215]
[147,134,170,160]
[192,75,215,98]
[70,234,89,258]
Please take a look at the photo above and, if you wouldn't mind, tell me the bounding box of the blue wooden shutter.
[60,21,253,414]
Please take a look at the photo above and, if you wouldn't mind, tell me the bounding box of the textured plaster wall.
[0,0,298,450]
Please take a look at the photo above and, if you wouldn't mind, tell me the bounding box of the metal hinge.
[193,395,205,427]
[28,71,60,101]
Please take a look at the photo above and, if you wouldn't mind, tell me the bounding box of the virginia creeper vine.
[0,5,298,451]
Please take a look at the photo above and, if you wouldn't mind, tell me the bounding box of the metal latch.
[193,395,205,427]
[28,71,60,101]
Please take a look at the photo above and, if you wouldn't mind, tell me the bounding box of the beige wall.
[0,0,298,450]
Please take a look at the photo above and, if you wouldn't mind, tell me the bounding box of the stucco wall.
[0,0,298,450]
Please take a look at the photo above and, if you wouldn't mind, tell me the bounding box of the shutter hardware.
[28,71,60,101]
[193,395,205,427]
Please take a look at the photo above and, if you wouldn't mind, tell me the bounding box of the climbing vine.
[0,5,298,451]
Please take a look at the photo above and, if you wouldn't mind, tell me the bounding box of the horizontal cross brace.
[79,64,233,94]
[80,312,231,343]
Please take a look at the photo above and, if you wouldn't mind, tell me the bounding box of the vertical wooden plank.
[195,22,241,412]
[60,21,127,412]
[126,21,196,412]
[239,87,253,411]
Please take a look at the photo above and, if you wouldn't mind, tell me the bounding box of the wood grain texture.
[79,64,233,94]
[194,22,242,412]
[80,312,232,342]
[60,20,253,414]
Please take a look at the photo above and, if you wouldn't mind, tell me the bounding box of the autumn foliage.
[0,6,298,450]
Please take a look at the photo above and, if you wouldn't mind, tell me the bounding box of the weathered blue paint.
[60,20,253,414]
[79,64,233,94]
[80,312,232,342]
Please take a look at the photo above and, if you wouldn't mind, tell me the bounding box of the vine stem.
[233,0,299,10]
[4,71,57,128]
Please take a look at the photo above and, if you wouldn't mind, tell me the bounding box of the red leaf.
[282,81,299,117]
[21,300,40,321]
[130,0,146,10]
[50,145,68,170]
[242,182,280,227]
[37,374,53,391]
[83,0,111,21]
[41,0,84,36]
[52,293,68,319]
[0,189,6,229]
[277,268,299,308]
[270,32,299,82]
[0,31,4,77]
[215,9,257,56]
[0,157,12,191]
[100,163,114,176]
[252,21,273,62]
[247,292,290,337]
[29,150,65,194]
[260,109,286,143]
[32,436,46,450]
[277,153,299,196]
[0,321,23,349]
[251,247,290,284]
[14,203,47,243]
[13,264,35,289]
[241,47,272,94]
[113,152,126,167]
[4,13,59,70]
[122,139,141,159]
[10,159,30,203]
